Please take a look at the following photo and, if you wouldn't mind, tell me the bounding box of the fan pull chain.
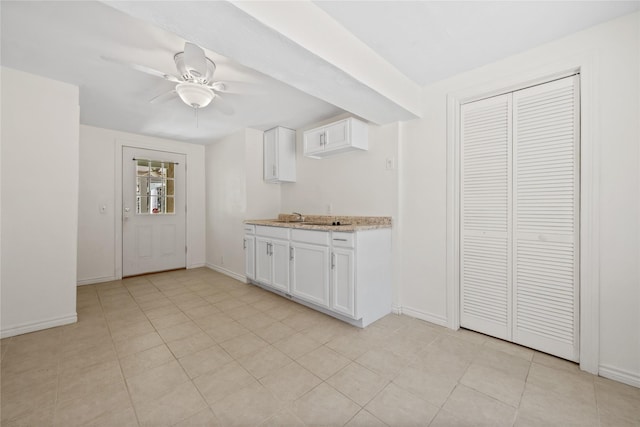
[195,106,199,128]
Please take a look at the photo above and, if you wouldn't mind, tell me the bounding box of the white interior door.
[460,75,580,361]
[460,93,513,340]
[123,147,186,277]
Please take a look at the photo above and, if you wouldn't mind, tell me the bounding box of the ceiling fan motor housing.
[174,52,216,84]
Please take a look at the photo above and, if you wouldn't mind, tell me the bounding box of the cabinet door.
[271,238,290,293]
[324,120,349,150]
[291,242,329,308]
[264,129,277,181]
[331,248,355,318]
[304,127,326,156]
[244,236,255,280]
[255,237,273,285]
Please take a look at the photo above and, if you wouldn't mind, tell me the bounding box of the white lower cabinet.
[290,242,330,308]
[330,247,355,318]
[254,226,290,293]
[248,225,391,327]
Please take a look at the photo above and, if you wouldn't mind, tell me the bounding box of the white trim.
[391,305,402,315]
[401,306,448,327]
[445,54,600,373]
[446,94,461,331]
[1,313,77,338]
[187,263,206,269]
[77,276,117,286]
[599,364,640,389]
[206,263,247,283]
[393,122,404,313]
[576,55,600,375]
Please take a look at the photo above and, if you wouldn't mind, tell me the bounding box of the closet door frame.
[445,58,600,374]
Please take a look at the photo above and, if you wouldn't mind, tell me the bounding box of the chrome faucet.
[292,212,305,222]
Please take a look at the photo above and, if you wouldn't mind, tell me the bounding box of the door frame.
[445,54,600,374]
[115,139,190,280]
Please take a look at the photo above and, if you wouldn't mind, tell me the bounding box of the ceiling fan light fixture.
[175,82,214,109]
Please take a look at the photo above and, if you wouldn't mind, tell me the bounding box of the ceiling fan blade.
[149,89,177,104]
[183,42,207,79]
[208,81,226,93]
[101,55,181,83]
[211,95,235,116]
[207,80,264,95]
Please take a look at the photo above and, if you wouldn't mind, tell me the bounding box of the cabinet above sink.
[303,117,368,159]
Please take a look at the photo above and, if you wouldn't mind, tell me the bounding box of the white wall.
[280,113,399,217]
[399,12,640,385]
[77,125,206,284]
[1,67,79,337]
[205,128,280,280]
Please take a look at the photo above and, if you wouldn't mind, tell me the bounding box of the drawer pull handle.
[333,238,348,242]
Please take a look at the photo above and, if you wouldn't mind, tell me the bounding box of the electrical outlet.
[326,203,332,214]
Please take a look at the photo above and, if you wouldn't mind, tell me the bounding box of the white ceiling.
[314,1,640,86]
[2,1,638,144]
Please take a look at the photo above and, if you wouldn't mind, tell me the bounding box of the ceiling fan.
[103,42,227,111]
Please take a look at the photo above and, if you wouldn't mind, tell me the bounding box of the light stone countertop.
[245,214,391,232]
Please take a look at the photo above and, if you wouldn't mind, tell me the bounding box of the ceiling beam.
[101,0,422,124]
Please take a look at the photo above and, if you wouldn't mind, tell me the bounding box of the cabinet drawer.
[256,225,290,240]
[291,229,329,246]
[331,232,355,248]
[244,224,256,234]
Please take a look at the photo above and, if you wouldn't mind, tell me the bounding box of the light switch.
[385,157,395,170]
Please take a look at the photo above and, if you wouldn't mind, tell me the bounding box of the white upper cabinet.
[303,117,368,159]
[264,126,296,183]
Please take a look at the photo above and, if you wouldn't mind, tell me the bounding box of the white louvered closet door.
[460,75,579,361]
[460,94,512,340]
[512,75,580,361]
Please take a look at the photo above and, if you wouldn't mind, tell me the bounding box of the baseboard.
[400,306,449,327]
[77,276,117,286]
[599,364,640,388]
[391,305,403,315]
[187,263,206,269]
[205,263,247,283]
[1,313,77,338]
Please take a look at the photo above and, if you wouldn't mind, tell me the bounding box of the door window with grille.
[135,159,175,214]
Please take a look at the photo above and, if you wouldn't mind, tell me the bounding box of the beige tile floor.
[1,268,638,427]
